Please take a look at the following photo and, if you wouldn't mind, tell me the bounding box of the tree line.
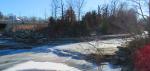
[48,0,143,38]
[0,0,149,40]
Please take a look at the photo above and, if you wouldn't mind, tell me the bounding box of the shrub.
[114,37,150,71]
[134,44,150,71]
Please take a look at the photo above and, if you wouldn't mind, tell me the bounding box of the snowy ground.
[0,37,125,71]
[3,61,81,71]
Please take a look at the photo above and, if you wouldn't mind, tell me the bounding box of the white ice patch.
[101,63,121,71]
[3,61,81,71]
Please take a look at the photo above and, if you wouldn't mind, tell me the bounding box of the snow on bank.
[3,61,81,71]
[53,38,126,55]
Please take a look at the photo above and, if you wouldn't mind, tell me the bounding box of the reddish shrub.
[134,44,150,71]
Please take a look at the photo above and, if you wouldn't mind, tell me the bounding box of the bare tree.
[129,0,150,36]
[148,0,150,26]
[76,0,85,21]
[129,0,149,21]
[110,0,118,16]
[51,0,59,19]
[0,12,3,19]
[66,0,75,9]
[64,6,76,24]
[60,0,64,20]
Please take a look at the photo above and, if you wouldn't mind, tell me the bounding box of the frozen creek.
[0,37,125,71]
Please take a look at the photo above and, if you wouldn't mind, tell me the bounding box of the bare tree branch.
[129,0,148,21]
[77,0,85,21]
[60,0,65,20]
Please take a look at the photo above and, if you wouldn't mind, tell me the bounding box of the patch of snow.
[3,61,81,71]
[101,63,121,71]
[141,31,149,38]
[52,38,126,55]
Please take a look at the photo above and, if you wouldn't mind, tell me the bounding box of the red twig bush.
[134,43,150,71]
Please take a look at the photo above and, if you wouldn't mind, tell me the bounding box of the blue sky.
[0,0,51,18]
[0,0,114,18]
[1,0,147,18]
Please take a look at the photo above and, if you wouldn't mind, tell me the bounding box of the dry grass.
[12,23,48,32]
